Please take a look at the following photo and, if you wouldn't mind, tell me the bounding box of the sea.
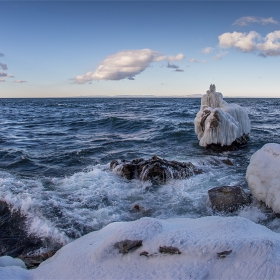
[0,97,280,256]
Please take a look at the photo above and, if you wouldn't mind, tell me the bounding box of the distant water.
[0,98,280,255]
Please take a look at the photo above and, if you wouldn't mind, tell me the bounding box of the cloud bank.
[71,49,184,84]
[218,30,280,57]
[233,16,278,26]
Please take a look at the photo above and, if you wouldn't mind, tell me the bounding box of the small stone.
[114,240,142,254]
[221,159,233,166]
[140,251,149,257]
[159,246,181,255]
[217,250,232,259]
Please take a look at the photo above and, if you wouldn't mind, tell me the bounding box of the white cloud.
[219,30,280,57]
[233,16,278,26]
[71,49,185,84]
[0,78,5,82]
[201,47,214,54]
[188,58,207,63]
[212,51,228,60]
[167,53,185,61]
[218,31,259,52]
[14,80,27,83]
[257,30,280,57]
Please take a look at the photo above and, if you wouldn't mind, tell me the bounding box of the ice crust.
[246,143,280,213]
[2,216,280,280]
[194,85,250,147]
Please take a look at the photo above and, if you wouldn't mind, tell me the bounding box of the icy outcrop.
[194,84,250,147]
[246,143,280,213]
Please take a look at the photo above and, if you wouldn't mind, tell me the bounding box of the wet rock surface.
[115,240,142,254]
[206,134,249,151]
[208,186,252,212]
[110,156,202,183]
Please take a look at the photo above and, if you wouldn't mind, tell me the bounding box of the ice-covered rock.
[194,84,250,148]
[246,143,280,213]
[2,216,280,279]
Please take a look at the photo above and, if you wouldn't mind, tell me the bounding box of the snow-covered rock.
[2,216,280,280]
[246,143,280,213]
[194,84,250,147]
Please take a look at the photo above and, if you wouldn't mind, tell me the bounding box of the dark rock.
[221,159,233,166]
[114,240,142,254]
[159,246,181,255]
[208,186,252,212]
[18,250,57,269]
[217,250,232,259]
[110,156,201,183]
[140,251,149,257]
[206,134,249,152]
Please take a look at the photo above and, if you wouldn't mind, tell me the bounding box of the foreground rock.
[246,143,280,214]
[208,186,252,212]
[110,155,201,183]
[13,216,280,280]
[194,84,250,149]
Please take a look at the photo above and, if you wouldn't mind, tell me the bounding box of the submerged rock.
[194,84,250,149]
[110,155,201,183]
[208,186,252,212]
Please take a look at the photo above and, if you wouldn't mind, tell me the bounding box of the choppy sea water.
[0,98,280,255]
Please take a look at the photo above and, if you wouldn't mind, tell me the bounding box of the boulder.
[194,84,250,149]
[246,143,280,214]
[208,186,252,212]
[110,155,201,183]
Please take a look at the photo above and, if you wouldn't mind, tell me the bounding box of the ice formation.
[2,216,280,279]
[246,143,280,213]
[194,84,250,147]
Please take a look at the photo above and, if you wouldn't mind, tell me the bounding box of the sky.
[1,1,280,98]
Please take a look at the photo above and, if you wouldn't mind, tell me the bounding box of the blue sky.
[1,1,280,98]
